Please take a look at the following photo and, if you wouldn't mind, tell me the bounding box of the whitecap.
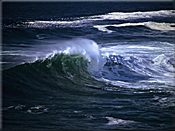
[106,117,135,126]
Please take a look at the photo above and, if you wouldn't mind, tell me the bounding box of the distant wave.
[5,10,174,29]
[91,10,174,20]
[94,22,175,33]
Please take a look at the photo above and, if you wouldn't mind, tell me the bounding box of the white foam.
[144,22,175,31]
[153,54,175,72]
[100,44,161,57]
[99,41,175,88]
[93,25,113,33]
[153,54,167,65]
[127,45,160,50]
[106,117,135,125]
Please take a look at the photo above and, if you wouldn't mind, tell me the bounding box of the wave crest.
[4,38,101,80]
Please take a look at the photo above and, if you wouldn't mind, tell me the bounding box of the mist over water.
[2,2,175,131]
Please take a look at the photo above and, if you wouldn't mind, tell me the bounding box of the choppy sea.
[2,2,175,131]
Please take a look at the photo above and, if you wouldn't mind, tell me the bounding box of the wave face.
[2,2,175,131]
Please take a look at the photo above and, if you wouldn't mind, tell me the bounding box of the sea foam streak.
[94,22,175,33]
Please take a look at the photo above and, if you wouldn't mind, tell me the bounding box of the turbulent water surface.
[2,2,175,131]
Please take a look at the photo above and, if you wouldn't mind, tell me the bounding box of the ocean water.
[2,2,175,131]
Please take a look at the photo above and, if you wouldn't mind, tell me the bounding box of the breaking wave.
[3,39,175,90]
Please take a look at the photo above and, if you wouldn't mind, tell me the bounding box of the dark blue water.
[2,2,175,131]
